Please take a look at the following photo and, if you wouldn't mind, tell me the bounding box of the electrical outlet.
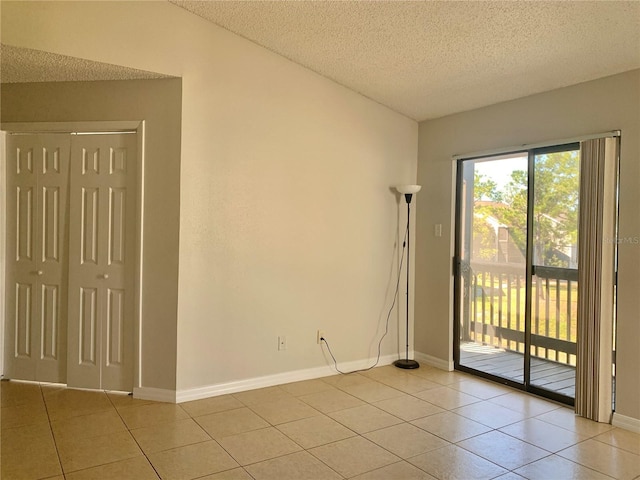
[278,336,287,351]
[317,330,325,344]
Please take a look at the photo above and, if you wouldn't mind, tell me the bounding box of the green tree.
[497,169,528,261]
[531,150,580,267]
[474,172,502,203]
[472,172,503,261]
[484,150,580,267]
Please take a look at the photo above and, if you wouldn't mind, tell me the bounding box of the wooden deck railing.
[461,261,578,366]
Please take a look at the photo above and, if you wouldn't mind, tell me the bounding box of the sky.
[473,153,528,192]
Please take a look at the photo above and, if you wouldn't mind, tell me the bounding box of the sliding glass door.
[454,144,580,404]
[529,147,580,398]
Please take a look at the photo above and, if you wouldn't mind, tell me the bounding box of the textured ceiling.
[170,0,640,121]
[0,44,172,84]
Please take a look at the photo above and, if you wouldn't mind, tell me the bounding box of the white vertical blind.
[575,136,619,422]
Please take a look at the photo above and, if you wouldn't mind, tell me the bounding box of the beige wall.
[1,2,418,392]
[1,79,182,391]
[415,70,640,421]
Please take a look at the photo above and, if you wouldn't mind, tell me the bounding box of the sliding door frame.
[453,142,580,406]
[526,143,579,406]
[453,151,528,393]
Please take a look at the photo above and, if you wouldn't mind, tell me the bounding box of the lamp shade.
[396,185,422,195]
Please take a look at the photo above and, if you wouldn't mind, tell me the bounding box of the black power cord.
[320,221,409,374]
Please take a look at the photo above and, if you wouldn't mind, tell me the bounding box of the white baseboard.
[133,386,177,403]
[414,351,453,371]
[175,353,398,403]
[612,412,640,433]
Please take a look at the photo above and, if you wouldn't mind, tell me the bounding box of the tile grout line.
[300,371,605,478]
[218,388,345,478]
[105,390,164,480]
[187,399,268,475]
[304,372,470,478]
[381,374,562,478]
[264,374,463,478]
[38,381,66,479]
[326,375,498,478]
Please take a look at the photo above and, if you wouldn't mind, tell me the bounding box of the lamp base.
[393,359,420,370]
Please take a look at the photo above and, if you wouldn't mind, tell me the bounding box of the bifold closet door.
[5,134,70,383]
[66,134,136,391]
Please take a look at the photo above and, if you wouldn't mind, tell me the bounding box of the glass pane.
[458,153,528,383]
[530,147,580,398]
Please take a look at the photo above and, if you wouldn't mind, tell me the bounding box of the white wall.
[415,70,640,422]
[1,1,418,393]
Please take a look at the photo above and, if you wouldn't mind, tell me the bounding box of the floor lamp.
[394,184,421,370]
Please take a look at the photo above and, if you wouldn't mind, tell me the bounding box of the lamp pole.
[394,186,420,369]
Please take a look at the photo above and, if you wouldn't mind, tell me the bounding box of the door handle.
[35,270,44,276]
[100,274,109,280]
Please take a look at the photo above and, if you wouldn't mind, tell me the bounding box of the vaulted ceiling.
[2,1,639,121]
[169,0,640,120]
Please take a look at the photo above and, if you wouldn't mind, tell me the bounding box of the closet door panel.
[106,288,126,367]
[67,143,105,389]
[4,134,70,383]
[37,141,70,382]
[67,134,136,391]
[8,142,38,380]
[101,135,136,392]
[13,283,33,359]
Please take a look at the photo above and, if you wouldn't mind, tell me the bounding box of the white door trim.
[1,121,145,392]
[1,121,141,135]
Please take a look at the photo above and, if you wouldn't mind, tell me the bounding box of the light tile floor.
[2,365,639,479]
